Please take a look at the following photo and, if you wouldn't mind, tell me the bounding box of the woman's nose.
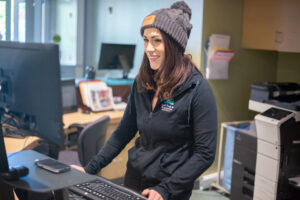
[146,42,155,52]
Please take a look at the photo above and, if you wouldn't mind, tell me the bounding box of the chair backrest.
[77,115,110,166]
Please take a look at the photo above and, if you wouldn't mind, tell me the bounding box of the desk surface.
[63,109,124,128]
[5,150,96,192]
[4,110,124,154]
[4,137,41,154]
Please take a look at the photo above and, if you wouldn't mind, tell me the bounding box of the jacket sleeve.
[84,81,138,174]
[151,79,218,199]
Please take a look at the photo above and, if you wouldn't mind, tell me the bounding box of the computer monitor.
[0,41,64,147]
[98,43,136,79]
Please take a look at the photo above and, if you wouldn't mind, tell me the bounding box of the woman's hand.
[70,164,85,173]
[142,189,164,200]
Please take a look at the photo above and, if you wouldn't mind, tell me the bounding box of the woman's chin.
[150,64,160,70]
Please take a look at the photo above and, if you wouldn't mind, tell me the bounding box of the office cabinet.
[242,0,300,53]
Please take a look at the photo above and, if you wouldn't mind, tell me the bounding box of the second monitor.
[98,43,136,79]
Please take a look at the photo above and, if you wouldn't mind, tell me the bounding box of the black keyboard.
[68,177,147,200]
[4,130,27,138]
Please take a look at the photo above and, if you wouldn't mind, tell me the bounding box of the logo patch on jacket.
[161,100,174,112]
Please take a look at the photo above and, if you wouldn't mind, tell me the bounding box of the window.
[0,0,48,42]
[1,0,82,78]
[0,0,7,40]
[0,0,27,42]
[14,0,26,42]
[55,0,77,66]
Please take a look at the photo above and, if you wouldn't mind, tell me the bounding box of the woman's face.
[143,28,165,70]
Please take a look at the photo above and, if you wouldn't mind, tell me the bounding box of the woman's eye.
[143,38,149,42]
[154,39,162,43]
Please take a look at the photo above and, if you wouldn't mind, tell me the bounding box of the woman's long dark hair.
[136,30,201,100]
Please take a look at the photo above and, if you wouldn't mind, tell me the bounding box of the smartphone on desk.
[35,158,71,174]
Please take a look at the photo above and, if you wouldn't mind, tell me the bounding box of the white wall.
[91,0,203,78]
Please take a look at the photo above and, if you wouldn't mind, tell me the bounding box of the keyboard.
[3,130,27,138]
[68,176,147,200]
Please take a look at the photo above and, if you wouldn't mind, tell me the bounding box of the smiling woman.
[83,2,217,200]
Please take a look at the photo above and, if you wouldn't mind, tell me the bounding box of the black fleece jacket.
[84,68,217,199]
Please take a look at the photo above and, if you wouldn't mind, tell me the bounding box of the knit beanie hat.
[141,1,193,51]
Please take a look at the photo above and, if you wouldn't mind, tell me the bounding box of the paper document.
[78,80,114,112]
[208,35,230,57]
[205,34,234,80]
[212,49,235,61]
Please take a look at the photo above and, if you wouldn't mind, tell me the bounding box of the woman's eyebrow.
[143,34,161,39]
[151,35,161,39]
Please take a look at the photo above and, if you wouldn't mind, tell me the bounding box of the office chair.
[58,115,110,167]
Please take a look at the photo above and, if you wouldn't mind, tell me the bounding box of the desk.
[1,150,97,200]
[4,137,41,154]
[4,110,123,154]
[4,109,132,180]
[63,109,124,137]
[63,109,124,129]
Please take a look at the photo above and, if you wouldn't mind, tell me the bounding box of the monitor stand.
[0,125,14,199]
[0,110,29,180]
[122,70,129,79]
[108,70,129,80]
[107,71,129,80]
[0,110,26,199]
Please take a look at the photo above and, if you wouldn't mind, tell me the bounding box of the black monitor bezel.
[0,41,64,147]
[97,43,136,72]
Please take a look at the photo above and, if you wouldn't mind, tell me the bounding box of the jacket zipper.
[148,94,162,148]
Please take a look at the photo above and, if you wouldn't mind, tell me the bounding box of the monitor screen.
[98,43,136,75]
[0,41,64,146]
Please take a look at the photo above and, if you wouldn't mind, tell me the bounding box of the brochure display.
[78,80,114,112]
[204,34,235,80]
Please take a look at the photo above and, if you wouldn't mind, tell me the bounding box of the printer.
[249,82,300,112]
[230,121,257,200]
[249,82,300,200]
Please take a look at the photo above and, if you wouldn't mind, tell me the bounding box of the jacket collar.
[172,67,202,99]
